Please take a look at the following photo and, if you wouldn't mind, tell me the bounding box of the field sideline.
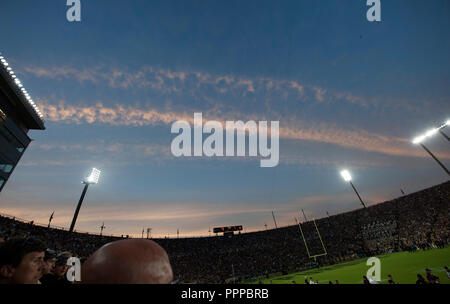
[247,246,450,284]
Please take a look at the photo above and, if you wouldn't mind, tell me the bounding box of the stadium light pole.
[48,211,54,228]
[412,120,450,143]
[100,222,105,236]
[437,119,450,141]
[301,209,308,222]
[440,119,450,141]
[271,211,278,229]
[340,170,366,208]
[412,131,450,176]
[69,168,101,233]
[439,129,450,141]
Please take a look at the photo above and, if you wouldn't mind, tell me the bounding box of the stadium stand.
[0,181,448,283]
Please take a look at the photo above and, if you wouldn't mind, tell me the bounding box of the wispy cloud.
[39,99,194,126]
[22,137,440,170]
[35,99,450,160]
[22,65,420,111]
[19,140,174,168]
[34,141,170,156]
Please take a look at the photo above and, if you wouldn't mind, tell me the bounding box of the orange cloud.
[35,99,450,160]
[22,64,414,111]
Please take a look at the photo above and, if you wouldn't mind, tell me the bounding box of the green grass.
[247,246,450,284]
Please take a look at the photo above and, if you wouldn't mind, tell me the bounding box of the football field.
[247,246,450,284]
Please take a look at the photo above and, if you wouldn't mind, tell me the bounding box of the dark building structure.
[0,54,45,192]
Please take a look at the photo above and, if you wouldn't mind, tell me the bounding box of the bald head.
[80,239,173,284]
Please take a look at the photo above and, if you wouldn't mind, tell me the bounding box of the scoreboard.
[213,225,243,233]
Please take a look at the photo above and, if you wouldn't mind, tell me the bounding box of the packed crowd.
[0,181,448,284]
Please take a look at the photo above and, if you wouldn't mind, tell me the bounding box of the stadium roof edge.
[0,53,45,130]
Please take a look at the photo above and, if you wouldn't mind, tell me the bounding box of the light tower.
[100,222,106,236]
[412,122,449,176]
[340,169,366,208]
[69,168,101,233]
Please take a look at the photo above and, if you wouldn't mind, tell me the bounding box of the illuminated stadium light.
[340,170,352,182]
[411,121,450,176]
[339,169,366,208]
[0,53,44,122]
[69,168,102,233]
[425,128,438,137]
[412,135,425,145]
[412,119,449,144]
[86,168,101,184]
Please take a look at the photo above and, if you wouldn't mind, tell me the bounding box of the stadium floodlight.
[340,170,352,182]
[86,168,101,184]
[412,136,425,144]
[0,54,44,120]
[69,168,102,233]
[411,122,450,176]
[340,169,366,208]
[412,119,450,144]
[425,128,438,137]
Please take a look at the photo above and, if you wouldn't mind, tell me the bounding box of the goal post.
[312,218,327,257]
[296,217,327,260]
[295,217,311,258]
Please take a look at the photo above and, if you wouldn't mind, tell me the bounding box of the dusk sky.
[0,0,449,237]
